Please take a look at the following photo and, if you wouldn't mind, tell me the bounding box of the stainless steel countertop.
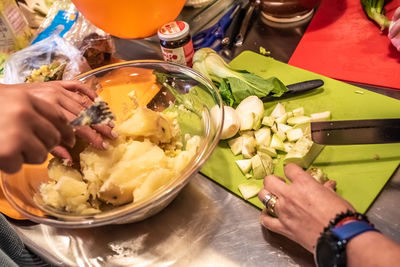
[9,3,400,266]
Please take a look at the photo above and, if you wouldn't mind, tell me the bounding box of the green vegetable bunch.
[361,0,391,30]
[192,48,288,107]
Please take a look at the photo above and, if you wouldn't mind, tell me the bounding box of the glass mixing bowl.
[1,60,223,228]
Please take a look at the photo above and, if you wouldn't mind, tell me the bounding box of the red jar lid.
[157,21,190,41]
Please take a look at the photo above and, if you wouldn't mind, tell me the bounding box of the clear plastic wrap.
[3,33,90,84]
[33,0,115,69]
[3,0,116,84]
[0,0,34,80]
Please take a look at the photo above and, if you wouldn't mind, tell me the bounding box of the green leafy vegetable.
[361,0,391,30]
[192,48,288,107]
[219,79,234,107]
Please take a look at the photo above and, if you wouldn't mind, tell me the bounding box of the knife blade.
[261,79,324,102]
[311,119,400,145]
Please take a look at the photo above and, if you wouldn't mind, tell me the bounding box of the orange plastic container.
[71,0,186,39]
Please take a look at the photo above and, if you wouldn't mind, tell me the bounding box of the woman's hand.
[15,81,118,164]
[258,163,355,252]
[0,87,74,173]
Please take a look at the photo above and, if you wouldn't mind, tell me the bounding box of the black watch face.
[315,233,341,267]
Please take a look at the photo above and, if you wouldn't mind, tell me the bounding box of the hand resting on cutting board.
[258,163,400,267]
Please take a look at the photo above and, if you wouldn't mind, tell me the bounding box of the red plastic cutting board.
[289,0,400,89]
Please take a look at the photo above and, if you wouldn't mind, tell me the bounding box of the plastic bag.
[3,33,90,84]
[0,0,33,79]
[33,0,115,69]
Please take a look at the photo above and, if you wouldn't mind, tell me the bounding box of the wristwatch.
[315,214,379,267]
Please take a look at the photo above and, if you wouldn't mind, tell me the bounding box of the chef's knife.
[311,119,400,145]
[261,79,324,102]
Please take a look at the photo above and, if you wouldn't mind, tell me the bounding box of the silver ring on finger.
[262,192,273,206]
[262,193,279,218]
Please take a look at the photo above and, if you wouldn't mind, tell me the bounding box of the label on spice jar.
[160,39,194,66]
[158,21,194,67]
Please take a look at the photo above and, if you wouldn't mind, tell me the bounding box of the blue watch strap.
[332,220,379,241]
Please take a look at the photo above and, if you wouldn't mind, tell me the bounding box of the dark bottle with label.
[158,21,194,67]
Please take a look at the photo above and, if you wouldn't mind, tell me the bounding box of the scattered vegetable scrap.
[259,46,271,56]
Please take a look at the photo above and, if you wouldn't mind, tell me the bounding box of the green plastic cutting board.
[200,51,400,214]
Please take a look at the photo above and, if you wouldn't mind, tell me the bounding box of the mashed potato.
[40,106,200,215]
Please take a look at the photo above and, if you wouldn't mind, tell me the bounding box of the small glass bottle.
[157,21,194,67]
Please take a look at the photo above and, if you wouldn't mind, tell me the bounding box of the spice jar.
[157,21,194,67]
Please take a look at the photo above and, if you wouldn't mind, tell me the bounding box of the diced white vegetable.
[258,151,274,175]
[253,117,262,130]
[277,123,292,133]
[257,145,277,157]
[241,130,254,137]
[237,112,255,131]
[287,116,311,125]
[211,105,240,140]
[271,123,278,133]
[251,154,267,180]
[310,111,331,122]
[286,128,304,142]
[236,96,264,131]
[228,136,243,155]
[254,127,271,146]
[262,116,274,127]
[270,103,286,118]
[242,135,256,158]
[270,134,285,151]
[293,123,311,135]
[245,173,253,179]
[275,113,288,124]
[307,167,329,184]
[238,180,260,199]
[292,107,305,117]
[284,135,324,168]
[283,142,294,153]
[276,130,286,142]
[236,159,252,174]
[226,99,331,181]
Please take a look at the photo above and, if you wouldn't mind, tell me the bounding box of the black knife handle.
[261,79,324,102]
[221,4,243,47]
[286,79,324,92]
[221,4,247,58]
